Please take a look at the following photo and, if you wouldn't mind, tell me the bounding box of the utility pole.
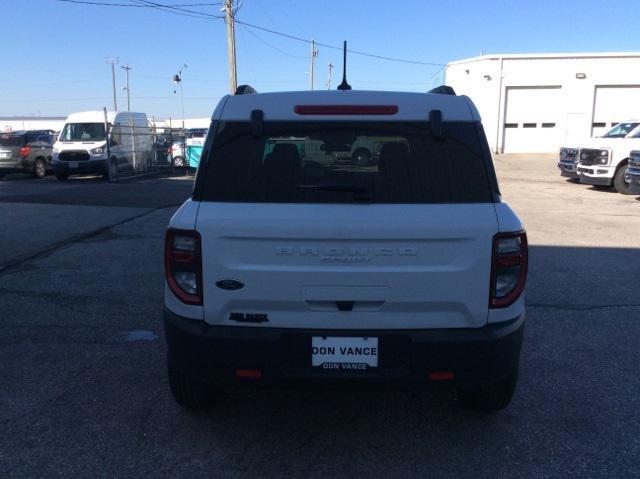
[309,40,318,90]
[223,0,237,94]
[120,64,132,111]
[105,57,119,110]
[326,62,334,90]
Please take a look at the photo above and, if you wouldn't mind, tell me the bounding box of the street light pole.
[173,64,187,130]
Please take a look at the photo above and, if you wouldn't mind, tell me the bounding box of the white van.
[53,111,152,180]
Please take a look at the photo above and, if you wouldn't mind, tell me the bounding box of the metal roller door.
[502,86,561,153]
[592,86,640,137]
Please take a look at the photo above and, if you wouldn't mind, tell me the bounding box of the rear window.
[0,133,24,147]
[197,121,494,204]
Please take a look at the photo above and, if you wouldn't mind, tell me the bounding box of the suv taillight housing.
[165,228,203,305]
[19,146,31,158]
[489,231,528,308]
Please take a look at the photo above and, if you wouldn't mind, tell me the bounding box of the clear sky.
[1,0,638,119]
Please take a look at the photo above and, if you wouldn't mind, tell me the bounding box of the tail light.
[165,228,203,305]
[489,231,528,308]
[19,146,31,158]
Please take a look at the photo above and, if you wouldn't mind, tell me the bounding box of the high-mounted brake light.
[164,228,203,305]
[19,146,31,158]
[489,231,528,308]
[294,105,399,115]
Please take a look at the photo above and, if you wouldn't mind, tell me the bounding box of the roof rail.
[235,85,257,95]
[428,85,456,96]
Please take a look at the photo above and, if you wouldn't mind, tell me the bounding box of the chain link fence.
[107,119,191,181]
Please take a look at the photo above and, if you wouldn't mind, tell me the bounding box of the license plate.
[0,152,10,159]
[69,162,79,168]
[311,336,378,370]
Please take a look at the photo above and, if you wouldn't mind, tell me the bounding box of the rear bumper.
[0,159,34,172]
[53,159,108,175]
[164,308,525,390]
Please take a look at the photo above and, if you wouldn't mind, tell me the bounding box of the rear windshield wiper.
[296,183,372,201]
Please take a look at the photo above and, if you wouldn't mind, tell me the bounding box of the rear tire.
[460,370,518,412]
[168,364,217,410]
[613,163,633,195]
[33,158,46,178]
[173,156,185,168]
[55,173,69,181]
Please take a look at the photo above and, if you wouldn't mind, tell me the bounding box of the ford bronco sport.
[163,87,528,412]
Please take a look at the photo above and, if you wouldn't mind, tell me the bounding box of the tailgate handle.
[336,301,354,312]
[304,300,385,312]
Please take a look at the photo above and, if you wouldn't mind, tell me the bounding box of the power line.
[237,23,306,60]
[55,0,445,67]
[128,0,223,19]
[234,20,446,67]
[55,0,222,7]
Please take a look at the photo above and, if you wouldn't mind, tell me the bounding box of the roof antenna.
[337,41,351,91]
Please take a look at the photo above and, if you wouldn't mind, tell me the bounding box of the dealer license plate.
[69,162,79,168]
[311,336,379,370]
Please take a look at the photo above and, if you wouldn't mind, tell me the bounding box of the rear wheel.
[459,370,518,412]
[33,158,46,178]
[168,363,217,410]
[173,156,185,168]
[55,173,69,181]
[613,163,633,195]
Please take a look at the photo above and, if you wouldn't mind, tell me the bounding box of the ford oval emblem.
[215,279,244,291]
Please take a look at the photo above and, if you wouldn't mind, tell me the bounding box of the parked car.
[576,121,640,194]
[53,111,153,180]
[558,121,640,181]
[163,86,528,412]
[0,130,55,178]
[625,150,640,195]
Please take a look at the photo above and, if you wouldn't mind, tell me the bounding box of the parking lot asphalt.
[1,160,639,478]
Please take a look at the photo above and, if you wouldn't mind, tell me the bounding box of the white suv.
[163,87,528,412]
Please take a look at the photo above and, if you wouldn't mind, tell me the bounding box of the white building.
[445,52,640,153]
[1,116,66,133]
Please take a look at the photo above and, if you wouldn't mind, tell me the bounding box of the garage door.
[502,86,561,153]
[592,86,640,137]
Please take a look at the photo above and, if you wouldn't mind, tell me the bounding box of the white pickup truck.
[558,121,639,182]
[575,121,640,194]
